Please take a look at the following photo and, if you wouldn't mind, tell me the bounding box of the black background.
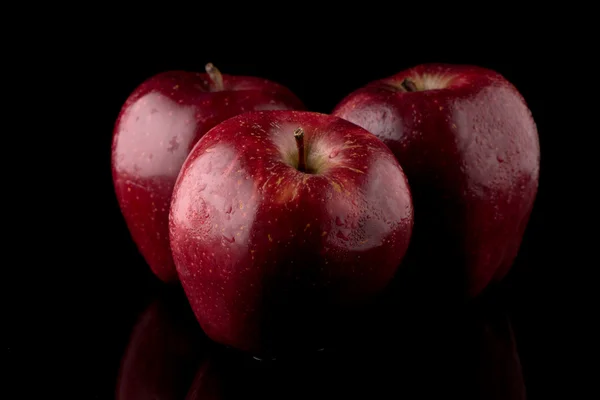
[8,19,589,399]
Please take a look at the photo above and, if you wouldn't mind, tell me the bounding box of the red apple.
[169,110,413,355]
[332,63,539,297]
[112,64,305,282]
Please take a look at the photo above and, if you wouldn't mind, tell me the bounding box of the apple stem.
[401,78,418,92]
[294,128,306,173]
[205,63,224,91]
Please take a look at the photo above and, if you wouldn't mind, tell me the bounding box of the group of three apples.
[112,62,539,356]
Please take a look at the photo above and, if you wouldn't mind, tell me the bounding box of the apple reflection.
[117,289,526,399]
[115,289,208,400]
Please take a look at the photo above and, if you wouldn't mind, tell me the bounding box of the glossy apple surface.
[169,110,413,355]
[112,65,305,282]
[333,63,539,297]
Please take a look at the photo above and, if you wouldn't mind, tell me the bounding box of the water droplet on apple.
[222,234,235,243]
[336,231,349,241]
[329,149,339,158]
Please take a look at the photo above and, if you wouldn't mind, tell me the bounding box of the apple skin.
[332,63,539,298]
[169,110,413,355]
[112,68,305,282]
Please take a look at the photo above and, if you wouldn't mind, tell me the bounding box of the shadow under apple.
[116,286,526,399]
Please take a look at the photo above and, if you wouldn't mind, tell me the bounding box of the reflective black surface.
[113,285,526,399]
[12,24,586,399]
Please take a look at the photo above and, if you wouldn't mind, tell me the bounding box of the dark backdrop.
[8,22,587,399]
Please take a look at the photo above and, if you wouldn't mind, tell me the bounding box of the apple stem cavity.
[205,63,224,91]
[294,127,307,173]
[401,78,418,92]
